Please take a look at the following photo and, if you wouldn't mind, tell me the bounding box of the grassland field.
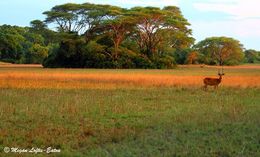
[0,64,259,157]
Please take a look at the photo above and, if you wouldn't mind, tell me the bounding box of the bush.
[153,56,176,69]
[0,58,16,64]
[132,55,155,69]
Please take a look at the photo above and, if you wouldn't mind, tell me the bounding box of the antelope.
[203,72,224,90]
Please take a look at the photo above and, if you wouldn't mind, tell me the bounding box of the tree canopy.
[0,2,257,67]
[0,24,56,64]
[42,3,194,68]
[244,49,260,63]
[193,37,245,65]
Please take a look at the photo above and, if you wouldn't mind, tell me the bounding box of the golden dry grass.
[179,64,260,69]
[0,63,42,67]
[0,70,259,89]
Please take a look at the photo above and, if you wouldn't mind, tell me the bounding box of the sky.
[0,0,259,50]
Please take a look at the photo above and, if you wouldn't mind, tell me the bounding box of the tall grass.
[0,64,259,89]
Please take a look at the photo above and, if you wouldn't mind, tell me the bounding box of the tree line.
[0,3,259,68]
[0,21,58,64]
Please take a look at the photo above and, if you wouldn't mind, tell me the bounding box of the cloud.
[191,18,260,50]
[192,19,260,38]
[193,0,260,20]
[189,0,260,49]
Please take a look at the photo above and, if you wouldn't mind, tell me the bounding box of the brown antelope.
[203,72,224,90]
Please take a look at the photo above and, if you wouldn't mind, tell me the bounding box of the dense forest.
[0,3,259,68]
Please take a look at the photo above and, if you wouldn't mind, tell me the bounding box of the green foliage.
[83,41,112,68]
[173,48,191,64]
[0,25,25,62]
[129,6,194,58]
[43,34,85,68]
[244,49,260,63]
[30,20,47,32]
[194,37,245,65]
[151,56,176,69]
[30,19,59,45]
[26,44,49,63]
[0,24,55,64]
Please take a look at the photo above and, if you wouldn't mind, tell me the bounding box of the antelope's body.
[203,73,224,89]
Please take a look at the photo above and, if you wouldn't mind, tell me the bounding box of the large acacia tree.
[194,37,244,65]
[42,3,194,68]
[43,3,84,33]
[100,9,137,60]
[130,6,193,58]
[43,3,193,50]
[43,3,124,39]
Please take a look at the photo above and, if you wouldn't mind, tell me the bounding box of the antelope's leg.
[204,85,207,90]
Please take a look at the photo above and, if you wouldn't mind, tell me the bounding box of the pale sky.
[0,0,259,50]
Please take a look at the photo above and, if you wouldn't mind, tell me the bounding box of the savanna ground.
[0,64,259,157]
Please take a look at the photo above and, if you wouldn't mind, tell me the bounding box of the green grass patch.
[0,87,259,156]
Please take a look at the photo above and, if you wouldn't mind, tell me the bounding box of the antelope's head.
[218,72,225,79]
